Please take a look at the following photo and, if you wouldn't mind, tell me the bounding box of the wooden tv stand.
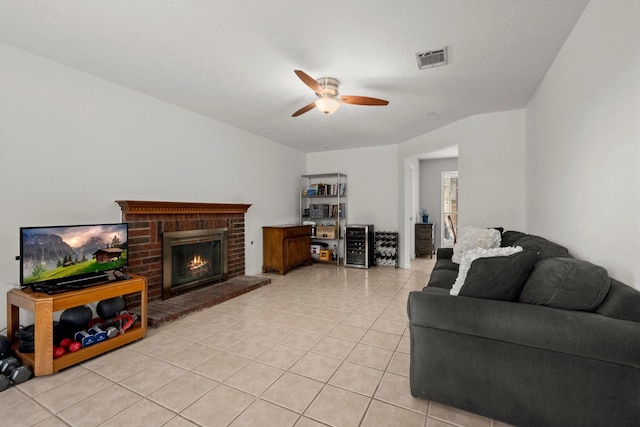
[6,275,147,376]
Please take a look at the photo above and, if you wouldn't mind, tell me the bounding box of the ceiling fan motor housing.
[315,77,339,98]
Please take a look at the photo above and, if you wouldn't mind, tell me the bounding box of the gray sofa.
[408,231,640,427]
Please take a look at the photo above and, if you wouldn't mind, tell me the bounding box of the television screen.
[20,223,128,288]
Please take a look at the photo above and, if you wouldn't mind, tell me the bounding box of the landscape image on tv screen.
[20,223,128,286]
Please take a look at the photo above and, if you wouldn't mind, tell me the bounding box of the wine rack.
[374,231,399,268]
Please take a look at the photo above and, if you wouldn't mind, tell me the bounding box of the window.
[442,171,458,247]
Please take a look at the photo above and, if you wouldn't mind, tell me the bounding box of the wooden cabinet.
[415,223,435,258]
[262,225,312,274]
[6,275,147,376]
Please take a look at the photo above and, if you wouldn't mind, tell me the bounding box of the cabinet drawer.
[283,226,310,238]
[416,231,433,240]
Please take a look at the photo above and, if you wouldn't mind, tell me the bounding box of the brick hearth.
[116,200,269,325]
[145,275,270,327]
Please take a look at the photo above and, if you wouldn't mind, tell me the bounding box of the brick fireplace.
[115,201,269,326]
[116,200,271,327]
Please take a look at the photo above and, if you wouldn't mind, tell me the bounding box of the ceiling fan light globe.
[315,97,340,114]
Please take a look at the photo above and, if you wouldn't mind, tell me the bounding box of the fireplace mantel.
[116,200,251,215]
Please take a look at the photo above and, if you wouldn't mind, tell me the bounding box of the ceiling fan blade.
[339,95,389,106]
[292,101,317,117]
[294,70,323,93]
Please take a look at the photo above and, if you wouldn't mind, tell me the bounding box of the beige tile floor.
[0,258,511,427]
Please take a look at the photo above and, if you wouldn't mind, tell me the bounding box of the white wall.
[307,144,399,231]
[525,0,640,288]
[0,43,305,330]
[460,110,526,230]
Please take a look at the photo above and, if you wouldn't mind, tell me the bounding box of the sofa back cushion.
[500,230,527,247]
[427,269,459,289]
[596,279,640,322]
[512,234,570,259]
[519,257,610,311]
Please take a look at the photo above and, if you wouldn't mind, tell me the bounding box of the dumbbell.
[54,336,84,357]
[87,318,121,339]
[88,326,108,343]
[58,338,82,353]
[74,330,96,347]
[75,324,114,347]
[0,356,32,389]
[0,357,33,391]
[0,374,9,392]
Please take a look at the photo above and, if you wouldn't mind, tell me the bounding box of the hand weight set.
[72,326,109,347]
[0,355,33,392]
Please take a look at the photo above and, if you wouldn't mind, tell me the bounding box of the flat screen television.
[20,223,128,290]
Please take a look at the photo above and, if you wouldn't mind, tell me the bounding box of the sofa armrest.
[408,289,640,368]
[436,247,454,260]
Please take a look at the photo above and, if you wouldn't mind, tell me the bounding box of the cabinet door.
[296,229,311,265]
[288,236,310,265]
[263,228,284,272]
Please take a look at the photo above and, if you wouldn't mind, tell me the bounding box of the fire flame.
[189,255,208,271]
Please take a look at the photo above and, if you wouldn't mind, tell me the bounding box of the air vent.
[416,47,448,70]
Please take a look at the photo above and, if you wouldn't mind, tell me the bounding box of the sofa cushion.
[451,246,523,296]
[409,289,640,368]
[596,279,640,322]
[433,258,459,272]
[458,249,538,301]
[512,234,570,259]
[519,257,610,311]
[427,269,458,289]
[500,230,527,247]
[452,226,502,264]
[436,247,454,260]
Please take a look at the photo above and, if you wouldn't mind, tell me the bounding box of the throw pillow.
[518,257,610,311]
[458,248,538,300]
[451,226,502,264]
[450,246,523,296]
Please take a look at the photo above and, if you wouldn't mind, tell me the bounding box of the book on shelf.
[304,183,346,197]
[328,203,346,218]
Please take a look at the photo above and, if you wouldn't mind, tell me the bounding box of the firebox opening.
[163,228,228,299]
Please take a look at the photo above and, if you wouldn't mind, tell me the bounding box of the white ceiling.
[0,1,590,153]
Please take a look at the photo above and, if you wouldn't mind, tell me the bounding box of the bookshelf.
[300,173,347,265]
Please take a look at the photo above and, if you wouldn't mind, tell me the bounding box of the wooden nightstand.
[415,223,435,258]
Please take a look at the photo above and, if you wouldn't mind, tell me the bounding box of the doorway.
[442,171,458,247]
[402,146,458,268]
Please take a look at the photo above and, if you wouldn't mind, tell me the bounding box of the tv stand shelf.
[6,275,147,376]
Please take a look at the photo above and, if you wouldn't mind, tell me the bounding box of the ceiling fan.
[291,70,389,117]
